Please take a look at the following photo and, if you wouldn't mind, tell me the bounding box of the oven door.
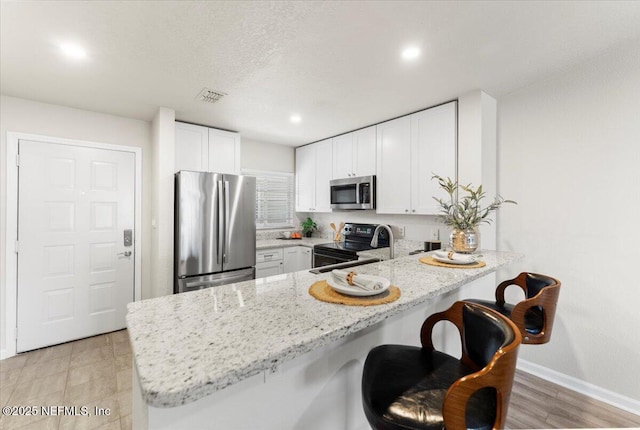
[313,248,358,268]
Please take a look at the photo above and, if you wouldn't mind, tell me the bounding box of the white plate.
[432,255,477,265]
[326,277,390,297]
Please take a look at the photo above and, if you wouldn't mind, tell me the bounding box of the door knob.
[118,251,132,258]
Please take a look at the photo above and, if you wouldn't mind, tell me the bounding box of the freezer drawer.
[176,267,255,294]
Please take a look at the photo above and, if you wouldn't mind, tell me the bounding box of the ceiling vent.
[196,88,227,104]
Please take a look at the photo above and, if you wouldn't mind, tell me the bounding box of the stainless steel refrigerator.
[174,171,256,293]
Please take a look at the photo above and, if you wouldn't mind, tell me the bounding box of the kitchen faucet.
[370,225,394,260]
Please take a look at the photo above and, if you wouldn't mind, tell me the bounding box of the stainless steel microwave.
[330,175,376,210]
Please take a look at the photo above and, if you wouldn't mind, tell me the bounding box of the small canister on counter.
[423,241,441,251]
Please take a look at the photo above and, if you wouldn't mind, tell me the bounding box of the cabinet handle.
[412,209,416,213]
[405,209,409,213]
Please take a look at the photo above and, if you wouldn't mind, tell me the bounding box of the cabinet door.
[175,122,208,172]
[283,247,300,273]
[295,145,316,212]
[410,101,457,214]
[376,117,412,214]
[333,133,354,179]
[208,128,241,174]
[353,125,376,177]
[298,247,313,270]
[255,260,284,278]
[314,139,333,212]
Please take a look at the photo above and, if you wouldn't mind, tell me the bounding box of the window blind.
[245,170,294,229]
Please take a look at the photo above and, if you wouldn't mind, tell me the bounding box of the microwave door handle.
[355,183,361,204]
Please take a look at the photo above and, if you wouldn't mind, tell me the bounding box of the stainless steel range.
[313,223,389,268]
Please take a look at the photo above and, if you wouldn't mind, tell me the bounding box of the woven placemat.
[419,256,486,269]
[309,280,400,306]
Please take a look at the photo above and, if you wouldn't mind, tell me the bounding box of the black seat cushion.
[362,345,496,430]
[467,299,544,335]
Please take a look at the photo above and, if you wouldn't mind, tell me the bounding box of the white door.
[17,139,135,352]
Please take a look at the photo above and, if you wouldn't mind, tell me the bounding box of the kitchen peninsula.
[127,250,522,430]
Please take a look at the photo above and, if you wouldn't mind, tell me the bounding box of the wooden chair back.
[496,272,561,344]
[420,301,522,429]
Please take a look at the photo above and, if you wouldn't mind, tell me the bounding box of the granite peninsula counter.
[127,250,522,429]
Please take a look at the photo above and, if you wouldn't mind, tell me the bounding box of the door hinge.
[15,240,19,254]
[16,154,20,167]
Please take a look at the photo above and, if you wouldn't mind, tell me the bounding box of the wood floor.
[1,330,639,430]
[508,370,640,428]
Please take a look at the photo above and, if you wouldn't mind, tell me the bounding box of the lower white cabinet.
[255,248,284,278]
[283,246,312,273]
[256,246,312,279]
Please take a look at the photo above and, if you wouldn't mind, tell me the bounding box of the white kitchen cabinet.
[332,126,376,179]
[174,121,241,174]
[283,246,312,273]
[376,102,456,215]
[410,102,457,214]
[255,248,284,278]
[175,122,209,172]
[376,116,412,214]
[208,128,241,174]
[295,139,333,212]
[255,260,284,278]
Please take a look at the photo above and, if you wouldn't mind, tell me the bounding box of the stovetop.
[314,223,389,255]
[314,241,377,252]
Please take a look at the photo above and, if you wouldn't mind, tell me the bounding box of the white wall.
[150,109,175,298]
[497,39,640,404]
[0,95,152,353]
[241,138,295,173]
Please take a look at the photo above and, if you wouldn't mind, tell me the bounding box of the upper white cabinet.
[332,126,376,179]
[410,102,457,214]
[175,121,241,174]
[376,101,457,215]
[175,122,208,172]
[295,139,333,212]
[376,116,412,214]
[208,128,241,174]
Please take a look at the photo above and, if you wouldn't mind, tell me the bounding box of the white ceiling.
[2,1,640,146]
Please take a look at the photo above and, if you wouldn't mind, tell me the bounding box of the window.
[244,170,294,229]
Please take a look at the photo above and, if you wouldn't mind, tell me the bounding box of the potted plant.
[301,217,318,238]
[432,174,516,253]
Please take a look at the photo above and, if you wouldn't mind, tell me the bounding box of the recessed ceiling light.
[59,43,87,60]
[401,46,421,61]
[290,114,301,124]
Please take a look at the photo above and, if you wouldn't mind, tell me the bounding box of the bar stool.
[362,301,521,430]
[466,272,561,344]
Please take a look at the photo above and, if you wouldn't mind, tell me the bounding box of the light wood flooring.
[1,330,639,429]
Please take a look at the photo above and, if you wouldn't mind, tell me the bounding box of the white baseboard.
[517,359,640,417]
[0,348,12,360]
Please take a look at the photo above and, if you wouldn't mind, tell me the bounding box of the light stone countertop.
[256,237,328,250]
[126,250,522,408]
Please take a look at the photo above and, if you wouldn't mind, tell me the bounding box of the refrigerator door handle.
[224,180,230,264]
[217,180,224,265]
